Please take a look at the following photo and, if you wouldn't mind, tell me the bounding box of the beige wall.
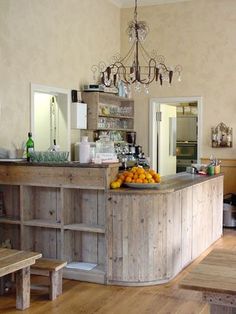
[120,0,236,159]
[0,0,120,150]
[1,0,236,161]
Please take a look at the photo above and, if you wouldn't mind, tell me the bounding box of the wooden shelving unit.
[0,163,119,284]
[82,92,134,133]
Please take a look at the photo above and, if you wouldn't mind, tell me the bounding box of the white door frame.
[149,96,203,171]
[30,83,71,158]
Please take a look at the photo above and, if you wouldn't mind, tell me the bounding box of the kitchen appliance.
[176,142,197,173]
[126,131,136,146]
[223,194,236,227]
[176,142,197,160]
[135,145,142,156]
[83,84,105,92]
[177,116,197,142]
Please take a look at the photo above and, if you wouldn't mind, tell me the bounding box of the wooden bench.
[0,248,42,310]
[179,249,236,314]
[31,258,67,300]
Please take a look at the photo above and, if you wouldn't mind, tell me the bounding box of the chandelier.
[91,0,182,93]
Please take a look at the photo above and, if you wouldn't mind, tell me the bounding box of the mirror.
[31,84,71,158]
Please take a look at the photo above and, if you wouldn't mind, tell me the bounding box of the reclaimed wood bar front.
[0,162,223,286]
[107,174,223,286]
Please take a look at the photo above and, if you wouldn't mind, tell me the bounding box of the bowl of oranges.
[110,166,161,189]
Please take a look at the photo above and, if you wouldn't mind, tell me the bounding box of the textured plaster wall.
[0,0,120,150]
[120,0,236,159]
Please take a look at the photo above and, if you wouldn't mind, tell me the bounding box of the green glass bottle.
[26,132,34,162]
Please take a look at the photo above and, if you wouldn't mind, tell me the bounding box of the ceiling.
[109,0,192,8]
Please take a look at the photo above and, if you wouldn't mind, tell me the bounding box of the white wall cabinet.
[71,102,87,129]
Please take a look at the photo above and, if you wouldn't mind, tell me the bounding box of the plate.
[124,183,161,189]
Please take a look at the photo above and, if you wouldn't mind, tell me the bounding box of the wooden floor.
[1,229,236,314]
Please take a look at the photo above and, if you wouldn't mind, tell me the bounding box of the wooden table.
[0,248,42,310]
[179,249,236,314]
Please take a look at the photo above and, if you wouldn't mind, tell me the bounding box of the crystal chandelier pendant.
[144,84,149,94]
[134,81,141,93]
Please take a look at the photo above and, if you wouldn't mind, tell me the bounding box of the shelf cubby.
[0,224,20,249]
[22,186,61,225]
[0,185,20,221]
[63,229,105,283]
[21,225,62,259]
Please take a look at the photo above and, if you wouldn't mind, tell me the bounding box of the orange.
[145,173,152,180]
[125,176,132,183]
[110,181,120,189]
[153,173,161,183]
[137,168,145,175]
[123,171,130,177]
[139,173,146,180]
[117,179,123,185]
[131,167,138,173]
[135,178,143,183]
[118,174,125,181]
[149,169,156,176]
[127,172,134,179]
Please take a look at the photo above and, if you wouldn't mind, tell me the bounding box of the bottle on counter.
[79,136,91,163]
[26,132,34,162]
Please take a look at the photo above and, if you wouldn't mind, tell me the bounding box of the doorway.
[31,84,71,157]
[149,97,202,175]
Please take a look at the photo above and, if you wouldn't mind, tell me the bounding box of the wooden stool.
[31,258,67,300]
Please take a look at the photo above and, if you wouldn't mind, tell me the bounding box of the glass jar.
[96,135,114,154]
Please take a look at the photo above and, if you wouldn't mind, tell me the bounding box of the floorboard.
[0,229,235,314]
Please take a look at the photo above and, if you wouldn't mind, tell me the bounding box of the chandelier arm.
[147,58,157,82]
[139,41,154,61]
[138,42,152,65]
[117,64,131,84]
[118,42,136,64]
[158,62,169,72]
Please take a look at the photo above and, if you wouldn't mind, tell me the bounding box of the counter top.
[109,172,224,194]
[0,160,120,168]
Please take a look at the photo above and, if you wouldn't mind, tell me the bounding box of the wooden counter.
[0,162,223,286]
[107,173,224,286]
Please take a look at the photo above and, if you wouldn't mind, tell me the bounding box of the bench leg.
[0,277,5,295]
[49,270,63,301]
[15,266,30,310]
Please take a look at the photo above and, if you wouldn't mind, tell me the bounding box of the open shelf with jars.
[82,92,134,132]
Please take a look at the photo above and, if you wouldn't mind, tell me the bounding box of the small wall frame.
[211,122,232,148]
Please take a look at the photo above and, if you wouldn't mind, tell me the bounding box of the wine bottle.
[26,132,34,162]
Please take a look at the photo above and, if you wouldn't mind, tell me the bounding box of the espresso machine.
[115,132,149,169]
[126,132,144,159]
